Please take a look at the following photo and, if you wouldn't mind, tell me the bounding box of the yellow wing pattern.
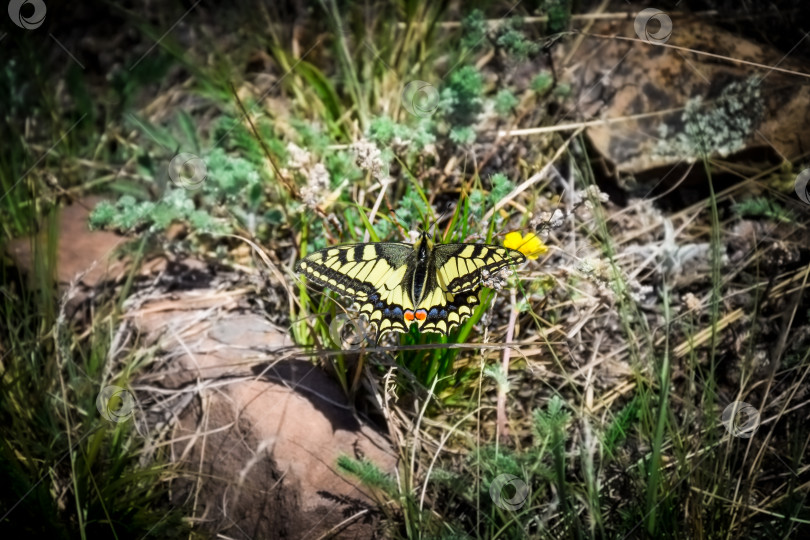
[294,232,525,339]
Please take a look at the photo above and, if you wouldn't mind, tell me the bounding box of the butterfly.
[294,230,526,339]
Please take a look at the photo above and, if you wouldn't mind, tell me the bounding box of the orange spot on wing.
[404,310,415,321]
[415,309,427,321]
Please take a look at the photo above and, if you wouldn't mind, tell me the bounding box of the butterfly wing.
[433,243,526,294]
[294,242,417,337]
[412,243,526,335]
[294,242,412,298]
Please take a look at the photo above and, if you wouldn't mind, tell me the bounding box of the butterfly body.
[295,231,525,338]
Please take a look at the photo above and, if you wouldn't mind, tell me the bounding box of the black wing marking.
[433,243,525,293]
[294,243,412,299]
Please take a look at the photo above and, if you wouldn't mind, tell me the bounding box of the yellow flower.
[504,231,548,260]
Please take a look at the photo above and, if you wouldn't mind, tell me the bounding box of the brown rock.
[561,17,810,176]
[6,196,124,286]
[130,292,396,539]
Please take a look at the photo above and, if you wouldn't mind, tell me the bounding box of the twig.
[496,108,683,138]
[497,288,519,443]
[363,176,392,242]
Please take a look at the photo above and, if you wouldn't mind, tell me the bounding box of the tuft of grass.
[1,240,188,538]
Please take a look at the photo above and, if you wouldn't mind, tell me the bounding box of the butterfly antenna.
[428,210,451,238]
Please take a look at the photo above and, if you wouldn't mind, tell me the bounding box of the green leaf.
[356,206,381,242]
[178,110,200,154]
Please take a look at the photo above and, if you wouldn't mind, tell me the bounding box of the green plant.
[732,196,795,222]
[530,72,554,94]
[487,173,515,208]
[440,66,484,126]
[493,89,519,116]
[496,18,541,60]
[542,0,573,34]
[460,9,488,50]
